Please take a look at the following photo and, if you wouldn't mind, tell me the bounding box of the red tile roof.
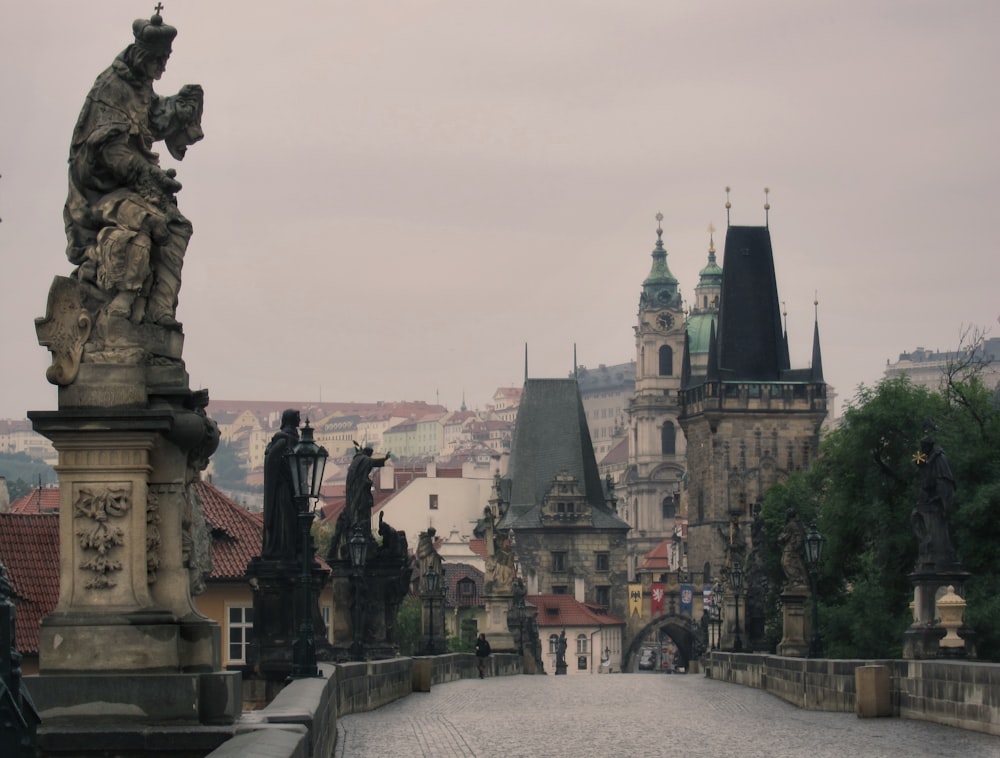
[192,481,264,580]
[0,513,59,654]
[467,538,487,561]
[528,594,625,628]
[444,562,484,607]
[8,487,61,514]
[638,538,672,572]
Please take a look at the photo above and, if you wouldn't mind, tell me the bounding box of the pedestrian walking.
[475,633,491,678]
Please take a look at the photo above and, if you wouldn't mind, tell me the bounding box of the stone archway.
[624,615,702,672]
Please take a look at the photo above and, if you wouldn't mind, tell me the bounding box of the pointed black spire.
[811,296,824,383]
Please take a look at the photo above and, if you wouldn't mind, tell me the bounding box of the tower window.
[661,422,676,455]
[551,552,567,572]
[662,496,676,520]
[658,345,674,376]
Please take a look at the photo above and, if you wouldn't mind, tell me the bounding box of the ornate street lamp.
[349,523,370,660]
[730,564,744,652]
[423,564,442,654]
[805,523,826,658]
[287,420,328,679]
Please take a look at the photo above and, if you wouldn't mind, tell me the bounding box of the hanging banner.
[680,584,694,616]
[651,583,665,616]
[628,583,643,617]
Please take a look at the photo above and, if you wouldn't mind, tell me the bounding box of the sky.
[2,1,998,421]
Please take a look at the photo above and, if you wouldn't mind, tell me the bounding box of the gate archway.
[624,615,703,672]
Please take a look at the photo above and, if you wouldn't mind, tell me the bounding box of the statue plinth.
[902,569,976,660]
[327,555,408,662]
[776,588,809,658]
[245,557,332,680]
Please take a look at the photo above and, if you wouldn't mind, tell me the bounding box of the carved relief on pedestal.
[73,484,132,589]
[35,276,93,386]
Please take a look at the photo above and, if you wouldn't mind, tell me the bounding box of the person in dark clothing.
[475,633,491,678]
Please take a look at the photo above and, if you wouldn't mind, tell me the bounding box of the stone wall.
[708,652,1000,737]
[205,653,523,758]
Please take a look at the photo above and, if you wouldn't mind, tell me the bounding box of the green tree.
[0,452,55,501]
[210,440,246,489]
[395,595,422,656]
[760,374,1000,660]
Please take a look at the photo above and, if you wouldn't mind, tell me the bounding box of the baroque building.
[624,215,717,576]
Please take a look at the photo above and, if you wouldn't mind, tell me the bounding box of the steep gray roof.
[499,378,627,531]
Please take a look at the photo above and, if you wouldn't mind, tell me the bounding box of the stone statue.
[417,527,443,583]
[37,8,204,389]
[345,442,391,540]
[912,431,958,571]
[779,508,808,589]
[556,629,567,667]
[64,8,203,329]
[482,506,516,593]
[261,409,300,561]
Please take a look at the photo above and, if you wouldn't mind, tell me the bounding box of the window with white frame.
[576,634,587,654]
[227,605,253,665]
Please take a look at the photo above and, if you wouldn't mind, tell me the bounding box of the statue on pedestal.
[779,508,808,589]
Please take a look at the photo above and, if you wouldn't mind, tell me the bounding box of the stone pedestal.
[481,595,516,652]
[28,384,235,729]
[328,554,408,661]
[902,569,976,660]
[777,589,809,657]
[246,557,332,680]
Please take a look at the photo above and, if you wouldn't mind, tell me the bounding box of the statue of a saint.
[912,431,958,571]
[417,528,443,585]
[63,8,204,329]
[779,508,808,589]
[345,443,390,540]
[261,409,300,561]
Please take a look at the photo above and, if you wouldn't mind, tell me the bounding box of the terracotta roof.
[0,513,59,654]
[192,480,263,580]
[8,487,61,514]
[529,593,625,628]
[638,538,672,571]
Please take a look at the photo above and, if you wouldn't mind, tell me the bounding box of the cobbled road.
[334,672,999,758]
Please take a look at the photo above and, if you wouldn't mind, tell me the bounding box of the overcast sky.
[2,1,997,421]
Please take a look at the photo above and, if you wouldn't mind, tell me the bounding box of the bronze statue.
[912,431,958,571]
[261,409,300,561]
[63,8,204,330]
[779,508,808,589]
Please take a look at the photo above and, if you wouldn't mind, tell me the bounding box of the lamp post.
[287,420,328,679]
[805,523,826,658]
[423,564,441,654]
[709,583,723,651]
[730,564,744,652]
[348,523,369,661]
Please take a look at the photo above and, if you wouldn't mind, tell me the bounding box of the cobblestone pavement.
[334,673,1000,758]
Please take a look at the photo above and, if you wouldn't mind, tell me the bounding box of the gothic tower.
[625,214,687,577]
[678,214,827,587]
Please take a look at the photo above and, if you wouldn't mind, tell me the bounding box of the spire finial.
[707,222,716,255]
[725,187,731,227]
[764,187,771,227]
[655,211,664,240]
[782,300,788,335]
[814,290,819,320]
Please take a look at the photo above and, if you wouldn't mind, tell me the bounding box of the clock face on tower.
[656,312,674,330]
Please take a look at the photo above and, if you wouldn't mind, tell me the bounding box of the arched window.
[661,495,676,520]
[549,634,559,654]
[661,422,676,455]
[576,634,588,654]
[658,345,673,376]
